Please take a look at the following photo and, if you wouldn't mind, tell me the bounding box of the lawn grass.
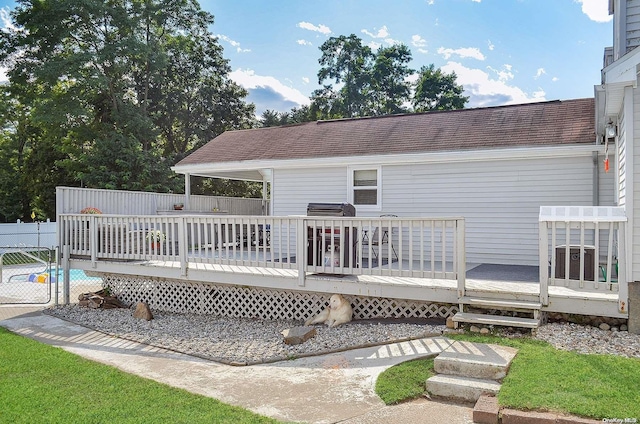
[375,357,435,405]
[446,333,640,419]
[0,327,279,424]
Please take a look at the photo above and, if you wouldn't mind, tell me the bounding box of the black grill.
[306,202,356,217]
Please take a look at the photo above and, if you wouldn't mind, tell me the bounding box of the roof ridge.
[315,98,589,125]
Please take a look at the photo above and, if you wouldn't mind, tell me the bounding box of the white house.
[172,99,614,267]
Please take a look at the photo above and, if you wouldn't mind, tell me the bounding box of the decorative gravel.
[46,305,640,364]
[46,304,447,365]
[533,322,640,358]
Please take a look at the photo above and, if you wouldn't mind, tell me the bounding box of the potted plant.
[173,203,184,210]
[145,230,166,252]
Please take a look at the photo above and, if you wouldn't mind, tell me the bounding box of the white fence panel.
[0,220,57,248]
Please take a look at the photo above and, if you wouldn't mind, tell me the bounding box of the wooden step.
[452,312,539,329]
[459,296,541,310]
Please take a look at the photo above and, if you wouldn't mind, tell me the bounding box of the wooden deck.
[70,257,624,318]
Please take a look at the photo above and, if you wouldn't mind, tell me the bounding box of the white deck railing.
[58,214,466,286]
[539,206,627,313]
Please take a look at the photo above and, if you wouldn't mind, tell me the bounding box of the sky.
[0,0,614,116]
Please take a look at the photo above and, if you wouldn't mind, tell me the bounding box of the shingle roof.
[177,98,595,167]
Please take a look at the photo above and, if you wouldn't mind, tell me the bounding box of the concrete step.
[459,296,541,311]
[434,340,518,380]
[452,312,539,329]
[426,374,501,403]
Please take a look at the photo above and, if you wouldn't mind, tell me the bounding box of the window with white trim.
[349,167,381,210]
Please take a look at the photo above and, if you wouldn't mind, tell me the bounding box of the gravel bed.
[46,305,447,365]
[533,322,640,358]
[46,305,640,364]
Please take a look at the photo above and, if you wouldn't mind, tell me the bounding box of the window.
[349,167,381,209]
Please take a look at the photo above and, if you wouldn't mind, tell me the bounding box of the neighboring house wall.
[272,153,615,266]
[612,0,640,60]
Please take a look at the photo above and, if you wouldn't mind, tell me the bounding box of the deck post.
[90,215,98,268]
[456,219,466,298]
[539,220,549,305]
[297,218,306,287]
[618,222,628,313]
[178,217,188,276]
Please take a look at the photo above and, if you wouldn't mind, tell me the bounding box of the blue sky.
[1,0,613,115]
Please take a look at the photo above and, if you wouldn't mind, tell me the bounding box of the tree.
[0,0,255,219]
[313,34,374,118]
[412,64,469,112]
[370,44,414,115]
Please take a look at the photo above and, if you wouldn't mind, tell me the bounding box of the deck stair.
[426,340,518,402]
[452,296,542,330]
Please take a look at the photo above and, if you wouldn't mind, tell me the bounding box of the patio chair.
[362,215,398,262]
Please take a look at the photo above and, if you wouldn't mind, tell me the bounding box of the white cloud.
[575,0,612,23]
[411,34,427,48]
[302,77,310,84]
[362,25,390,39]
[297,39,312,46]
[217,34,251,53]
[1,7,16,32]
[552,77,559,82]
[442,61,546,107]
[534,68,546,79]
[0,66,7,83]
[487,64,514,82]
[230,68,310,106]
[417,48,428,54]
[368,41,381,50]
[437,46,485,61]
[487,40,494,51]
[297,21,331,35]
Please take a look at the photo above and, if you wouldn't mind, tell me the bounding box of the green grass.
[375,357,435,405]
[0,327,279,424]
[448,334,640,419]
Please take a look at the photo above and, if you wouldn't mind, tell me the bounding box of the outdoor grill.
[306,203,356,268]
[306,202,356,217]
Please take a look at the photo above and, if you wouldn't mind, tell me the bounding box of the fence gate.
[0,247,56,305]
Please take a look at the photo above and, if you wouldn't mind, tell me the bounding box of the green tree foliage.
[311,34,467,119]
[260,105,314,128]
[412,64,469,112]
[0,0,255,221]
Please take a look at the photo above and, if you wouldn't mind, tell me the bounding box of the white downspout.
[184,173,191,210]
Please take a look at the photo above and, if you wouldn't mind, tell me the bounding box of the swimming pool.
[7,268,102,284]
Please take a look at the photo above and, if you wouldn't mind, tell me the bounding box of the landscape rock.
[446,317,455,329]
[281,326,316,345]
[598,323,610,331]
[480,327,490,334]
[621,324,628,331]
[133,302,153,321]
[470,325,480,333]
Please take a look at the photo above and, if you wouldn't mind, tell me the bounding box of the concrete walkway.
[0,306,473,424]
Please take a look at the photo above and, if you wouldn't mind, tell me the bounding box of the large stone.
[629,281,640,335]
[282,326,316,345]
[133,302,153,321]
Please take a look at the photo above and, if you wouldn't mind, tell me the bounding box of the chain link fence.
[0,221,103,305]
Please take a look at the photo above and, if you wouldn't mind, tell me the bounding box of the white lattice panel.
[103,274,458,321]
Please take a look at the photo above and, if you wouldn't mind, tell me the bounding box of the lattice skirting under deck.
[102,274,458,322]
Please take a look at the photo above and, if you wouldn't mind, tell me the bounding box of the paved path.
[0,306,473,423]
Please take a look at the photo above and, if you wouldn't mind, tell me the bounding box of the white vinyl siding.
[272,167,349,215]
[270,153,614,266]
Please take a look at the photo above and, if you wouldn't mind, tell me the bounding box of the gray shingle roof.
[177,98,595,167]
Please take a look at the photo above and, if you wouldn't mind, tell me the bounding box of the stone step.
[452,312,539,329]
[426,374,501,403]
[434,340,518,380]
[459,296,542,311]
